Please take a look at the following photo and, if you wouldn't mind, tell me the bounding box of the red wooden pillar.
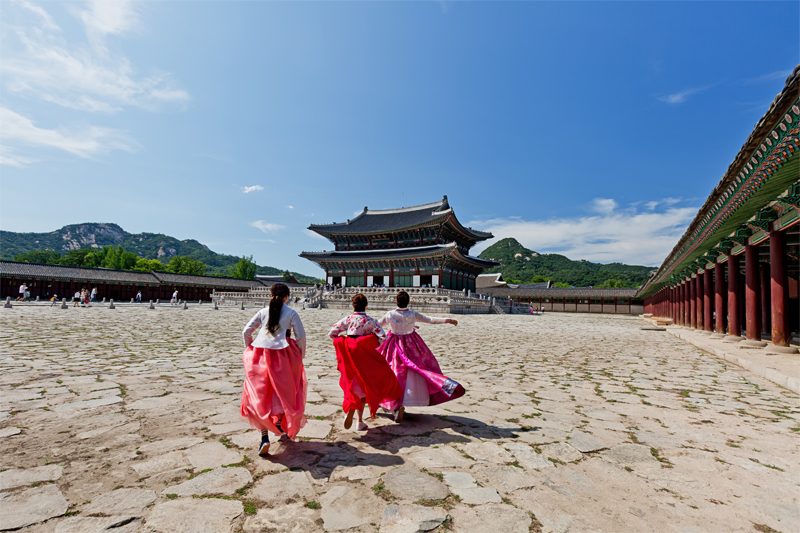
[689,276,697,329]
[727,254,742,338]
[770,228,790,347]
[760,263,771,334]
[684,280,690,326]
[677,283,684,325]
[697,272,704,330]
[715,262,726,334]
[703,269,712,331]
[672,286,677,322]
[744,244,762,342]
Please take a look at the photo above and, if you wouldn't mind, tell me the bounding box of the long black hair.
[266,283,290,334]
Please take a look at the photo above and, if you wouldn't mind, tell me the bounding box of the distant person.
[73,291,81,307]
[136,291,142,303]
[171,290,178,306]
[50,294,58,307]
[17,283,27,301]
[91,287,97,302]
[220,294,225,305]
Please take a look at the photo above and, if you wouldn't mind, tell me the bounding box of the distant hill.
[0,223,321,283]
[478,238,653,288]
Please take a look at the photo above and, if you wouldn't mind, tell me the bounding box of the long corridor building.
[640,66,800,353]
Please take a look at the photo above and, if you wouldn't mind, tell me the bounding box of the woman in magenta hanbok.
[240,283,308,456]
[378,291,465,421]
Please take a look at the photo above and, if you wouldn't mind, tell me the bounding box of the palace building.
[300,196,499,291]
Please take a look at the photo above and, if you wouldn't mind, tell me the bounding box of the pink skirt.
[240,340,307,439]
[378,331,465,411]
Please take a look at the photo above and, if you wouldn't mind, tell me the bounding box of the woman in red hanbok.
[329,294,402,430]
[378,291,465,421]
[240,283,308,456]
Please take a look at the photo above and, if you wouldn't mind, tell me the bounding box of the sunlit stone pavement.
[1,306,798,533]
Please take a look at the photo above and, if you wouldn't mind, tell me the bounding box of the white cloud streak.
[242,185,264,194]
[249,221,285,234]
[470,198,697,266]
[657,85,711,105]
[0,107,136,161]
[0,145,36,167]
[286,205,294,209]
[2,1,189,114]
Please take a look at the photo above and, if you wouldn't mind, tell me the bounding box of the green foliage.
[1,223,321,283]
[167,256,207,276]
[479,237,652,288]
[282,271,292,282]
[133,258,166,271]
[553,282,571,288]
[230,255,257,280]
[13,250,61,264]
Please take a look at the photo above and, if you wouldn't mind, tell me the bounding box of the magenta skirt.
[378,331,465,411]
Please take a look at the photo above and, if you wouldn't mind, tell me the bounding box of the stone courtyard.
[1,306,798,533]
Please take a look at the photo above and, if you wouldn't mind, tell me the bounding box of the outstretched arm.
[413,310,458,326]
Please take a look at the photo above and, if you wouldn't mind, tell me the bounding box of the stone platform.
[1,307,797,533]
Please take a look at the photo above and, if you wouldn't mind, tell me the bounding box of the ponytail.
[266,283,290,334]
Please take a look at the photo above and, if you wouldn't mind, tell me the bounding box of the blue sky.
[1,1,797,276]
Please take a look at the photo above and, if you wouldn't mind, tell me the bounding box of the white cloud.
[0,145,36,167]
[249,221,285,234]
[470,198,697,266]
[304,229,326,240]
[657,85,711,105]
[590,198,617,215]
[1,1,189,113]
[79,0,139,39]
[15,0,59,31]
[0,107,136,160]
[286,205,294,209]
[250,238,276,243]
[743,70,792,84]
[242,185,264,194]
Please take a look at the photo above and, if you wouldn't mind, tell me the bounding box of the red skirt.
[240,339,307,439]
[334,335,403,418]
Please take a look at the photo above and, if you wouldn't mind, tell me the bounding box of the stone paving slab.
[0,307,798,533]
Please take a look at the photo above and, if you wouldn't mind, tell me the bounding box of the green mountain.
[0,223,321,283]
[478,238,653,288]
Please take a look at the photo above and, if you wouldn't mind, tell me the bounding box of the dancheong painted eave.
[307,195,493,243]
[638,64,800,299]
[299,243,499,270]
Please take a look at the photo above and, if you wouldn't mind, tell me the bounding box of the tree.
[167,256,206,276]
[282,271,292,282]
[230,255,257,280]
[133,258,165,272]
[553,282,571,288]
[13,250,61,264]
[60,249,95,267]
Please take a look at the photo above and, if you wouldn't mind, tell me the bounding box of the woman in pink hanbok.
[240,283,308,456]
[378,291,465,421]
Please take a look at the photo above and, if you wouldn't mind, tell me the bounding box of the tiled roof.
[0,261,273,289]
[479,287,639,298]
[476,273,507,288]
[0,261,160,284]
[151,271,265,289]
[516,282,553,290]
[308,196,492,240]
[300,243,499,268]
